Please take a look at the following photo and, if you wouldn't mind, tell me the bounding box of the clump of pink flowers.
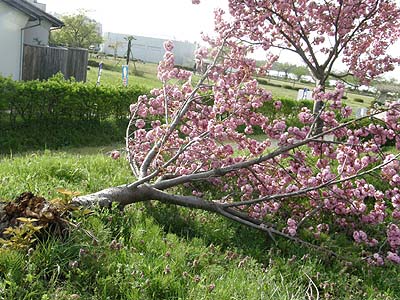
[110,150,120,160]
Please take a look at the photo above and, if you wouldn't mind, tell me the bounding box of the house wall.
[100,32,196,67]
[24,19,52,46]
[0,2,29,80]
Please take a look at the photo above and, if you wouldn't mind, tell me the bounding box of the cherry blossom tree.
[223,0,400,131]
[74,1,400,264]
[225,0,400,84]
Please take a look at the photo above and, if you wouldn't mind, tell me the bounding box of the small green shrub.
[354,98,364,103]
[256,78,269,85]
[87,60,100,68]
[259,97,313,128]
[282,84,298,90]
[176,64,194,72]
[256,78,283,87]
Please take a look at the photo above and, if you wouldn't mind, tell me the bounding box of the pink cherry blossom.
[110,150,120,160]
[135,119,146,129]
[387,251,400,264]
[163,40,174,52]
[273,101,282,110]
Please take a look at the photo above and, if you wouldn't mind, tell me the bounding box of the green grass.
[0,149,399,299]
[86,58,162,88]
[0,148,130,200]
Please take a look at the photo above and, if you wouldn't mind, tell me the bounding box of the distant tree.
[125,36,136,65]
[50,11,102,49]
[272,62,295,79]
[292,65,309,82]
[374,79,400,103]
[108,41,123,60]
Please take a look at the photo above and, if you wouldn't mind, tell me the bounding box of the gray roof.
[1,0,64,27]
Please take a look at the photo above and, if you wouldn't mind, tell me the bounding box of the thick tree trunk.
[72,184,220,213]
[72,182,344,259]
[312,78,326,135]
[313,100,325,134]
[72,184,154,207]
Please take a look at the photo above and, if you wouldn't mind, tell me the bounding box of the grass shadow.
[141,201,400,298]
[0,118,127,155]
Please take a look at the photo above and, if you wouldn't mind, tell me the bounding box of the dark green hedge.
[88,60,122,72]
[236,97,314,135]
[0,74,149,123]
[0,119,128,153]
[260,97,314,128]
[0,74,315,152]
[256,78,282,87]
[0,74,149,153]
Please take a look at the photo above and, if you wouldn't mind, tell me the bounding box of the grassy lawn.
[1,149,399,299]
[86,57,162,88]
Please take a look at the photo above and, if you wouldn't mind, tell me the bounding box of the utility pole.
[125,36,136,65]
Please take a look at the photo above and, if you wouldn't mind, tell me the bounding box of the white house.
[0,0,63,80]
[100,32,196,68]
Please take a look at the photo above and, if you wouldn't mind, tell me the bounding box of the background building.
[100,32,196,68]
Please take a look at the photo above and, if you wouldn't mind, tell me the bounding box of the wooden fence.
[22,45,88,82]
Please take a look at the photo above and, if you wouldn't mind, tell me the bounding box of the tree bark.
[72,184,154,207]
[312,78,326,135]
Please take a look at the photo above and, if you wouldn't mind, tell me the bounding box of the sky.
[41,0,400,81]
[42,0,227,43]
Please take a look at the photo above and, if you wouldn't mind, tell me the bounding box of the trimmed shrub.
[262,97,313,126]
[282,84,298,90]
[240,97,314,134]
[176,65,194,72]
[0,74,149,123]
[0,74,149,153]
[255,78,282,87]
[87,60,100,67]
